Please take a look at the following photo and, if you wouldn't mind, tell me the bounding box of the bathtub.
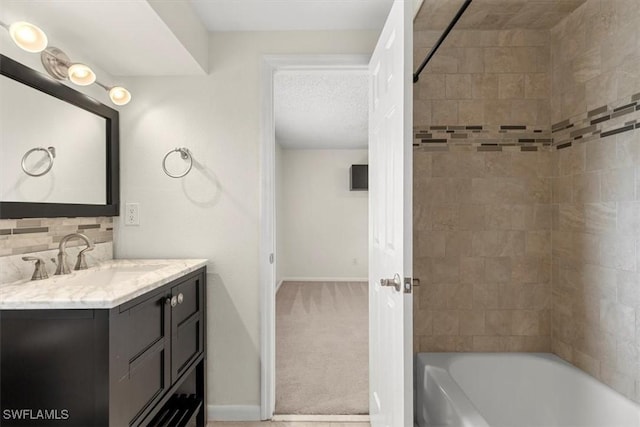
[415,353,640,427]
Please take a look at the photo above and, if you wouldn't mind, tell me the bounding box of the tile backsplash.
[0,217,113,257]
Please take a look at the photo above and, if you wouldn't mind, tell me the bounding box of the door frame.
[259,54,370,420]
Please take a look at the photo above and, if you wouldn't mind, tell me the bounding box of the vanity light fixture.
[95,83,132,106]
[68,63,96,86]
[40,46,131,106]
[0,20,131,106]
[0,21,48,53]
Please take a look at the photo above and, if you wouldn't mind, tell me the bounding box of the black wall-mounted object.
[350,164,368,191]
[0,54,120,219]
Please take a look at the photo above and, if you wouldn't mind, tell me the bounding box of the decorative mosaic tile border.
[413,124,553,152]
[552,92,640,150]
[0,217,113,256]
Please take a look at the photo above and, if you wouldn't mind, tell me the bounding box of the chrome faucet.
[54,233,95,275]
[22,256,49,280]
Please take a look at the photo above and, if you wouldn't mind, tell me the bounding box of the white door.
[368,0,413,426]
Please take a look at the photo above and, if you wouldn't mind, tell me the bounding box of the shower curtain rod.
[413,0,473,83]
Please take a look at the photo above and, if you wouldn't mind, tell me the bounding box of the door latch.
[403,277,420,294]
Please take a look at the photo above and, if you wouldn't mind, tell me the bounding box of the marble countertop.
[0,259,207,310]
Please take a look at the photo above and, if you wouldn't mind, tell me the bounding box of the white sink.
[56,263,169,287]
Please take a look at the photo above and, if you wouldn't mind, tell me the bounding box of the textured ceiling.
[274,71,368,149]
[189,0,394,31]
[415,0,586,30]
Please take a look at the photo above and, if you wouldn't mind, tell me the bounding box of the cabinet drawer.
[128,294,166,361]
[171,273,204,382]
[126,341,169,425]
[172,275,200,325]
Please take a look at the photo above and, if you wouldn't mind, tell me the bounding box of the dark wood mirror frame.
[0,54,119,219]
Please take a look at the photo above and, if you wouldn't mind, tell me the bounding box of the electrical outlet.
[125,203,140,226]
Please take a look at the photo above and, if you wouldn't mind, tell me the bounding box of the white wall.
[114,30,378,409]
[278,148,368,279]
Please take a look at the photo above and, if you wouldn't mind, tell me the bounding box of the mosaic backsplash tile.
[552,93,640,150]
[414,124,553,152]
[0,217,113,256]
[414,92,640,153]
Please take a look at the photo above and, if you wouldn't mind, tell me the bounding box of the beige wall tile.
[415,231,446,258]
[459,48,485,73]
[460,257,485,284]
[459,205,486,230]
[473,336,506,352]
[473,282,500,310]
[446,74,473,99]
[586,139,618,171]
[525,74,551,99]
[458,100,485,124]
[499,74,525,99]
[511,100,540,125]
[484,47,537,73]
[559,143,586,176]
[432,100,459,125]
[573,172,601,203]
[601,167,635,202]
[414,100,432,127]
[459,310,485,335]
[472,74,499,99]
[572,47,602,84]
[600,299,635,340]
[433,310,460,336]
[418,74,446,100]
[616,132,640,168]
[485,257,512,283]
[486,310,513,336]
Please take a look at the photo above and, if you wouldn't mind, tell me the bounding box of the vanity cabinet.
[0,267,206,427]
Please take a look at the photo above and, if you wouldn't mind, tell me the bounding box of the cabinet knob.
[177,293,184,304]
[168,296,177,307]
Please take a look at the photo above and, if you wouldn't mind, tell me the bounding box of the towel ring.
[21,146,56,177]
[162,147,193,178]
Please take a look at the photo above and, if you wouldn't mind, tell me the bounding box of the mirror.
[0,54,119,219]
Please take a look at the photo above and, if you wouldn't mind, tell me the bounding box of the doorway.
[259,55,370,420]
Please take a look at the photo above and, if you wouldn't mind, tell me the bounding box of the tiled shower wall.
[412,28,554,352]
[414,27,551,136]
[414,149,552,352]
[413,0,640,403]
[549,0,640,401]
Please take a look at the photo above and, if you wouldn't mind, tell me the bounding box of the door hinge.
[269,253,274,264]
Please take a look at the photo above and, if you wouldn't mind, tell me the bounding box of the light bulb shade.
[109,86,131,106]
[68,63,96,86]
[9,21,48,52]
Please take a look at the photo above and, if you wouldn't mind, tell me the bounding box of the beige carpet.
[275,281,369,415]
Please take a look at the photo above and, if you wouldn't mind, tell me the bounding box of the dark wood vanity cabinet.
[0,268,206,427]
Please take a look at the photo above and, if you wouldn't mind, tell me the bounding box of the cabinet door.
[170,273,204,382]
[111,290,171,427]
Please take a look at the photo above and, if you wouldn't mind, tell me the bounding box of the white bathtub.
[415,353,640,427]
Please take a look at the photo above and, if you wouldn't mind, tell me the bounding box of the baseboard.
[276,279,284,294]
[273,414,370,422]
[281,277,368,282]
[207,405,261,421]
